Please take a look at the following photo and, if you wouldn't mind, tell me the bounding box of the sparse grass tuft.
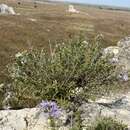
[92,117,127,130]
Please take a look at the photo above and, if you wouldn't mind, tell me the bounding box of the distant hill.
[35,0,130,12]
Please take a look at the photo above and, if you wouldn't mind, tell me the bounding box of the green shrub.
[93,117,127,130]
[70,117,127,130]
[7,37,117,108]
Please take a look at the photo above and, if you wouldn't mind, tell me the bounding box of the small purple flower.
[39,101,61,118]
[40,101,49,109]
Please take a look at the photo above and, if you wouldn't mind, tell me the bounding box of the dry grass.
[1,0,130,82]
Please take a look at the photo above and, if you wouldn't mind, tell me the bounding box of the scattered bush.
[7,36,117,108]
[92,117,127,130]
[70,117,127,130]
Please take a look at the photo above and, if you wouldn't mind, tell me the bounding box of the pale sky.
[55,0,130,8]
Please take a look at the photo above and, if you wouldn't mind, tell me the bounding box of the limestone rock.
[0,108,68,130]
[117,37,130,48]
[79,103,102,127]
[118,37,130,70]
[79,92,130,128]
[68,5,79,13]
[103,46,120,63]
[0,93,130,129]
[8,7,16,15]
[103,37,130,81]
[0,4,16,15]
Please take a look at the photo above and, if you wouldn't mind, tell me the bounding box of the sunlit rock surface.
[0,4,16,15]
[68,5,79,13]
[0,108,68,130]
[103,37,130,81]
[1,92,130,129]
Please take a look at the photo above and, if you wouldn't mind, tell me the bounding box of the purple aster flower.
[40,101,49,109]
[39,100,61,118]
[50,107,61,118]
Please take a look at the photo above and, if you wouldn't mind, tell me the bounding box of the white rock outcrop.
[8,7,16,15]
[1,92,130,129]
[118,37,130,70]
[103,37,130,81]
[0,4,16,15]
[103,46,120,63]
[80,92,130,129]
[0,108,68,130]
[68,5,79,13]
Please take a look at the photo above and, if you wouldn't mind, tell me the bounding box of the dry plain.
[1,0,130,82]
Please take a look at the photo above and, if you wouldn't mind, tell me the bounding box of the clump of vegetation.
[69,110,83,130]
[91,117,128,130]
[70,117,128,130]
[7,36,117,108]
[70,117,127,130]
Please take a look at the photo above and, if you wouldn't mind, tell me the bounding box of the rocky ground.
[81,92,130,129]
[1,1,130,130]
[0,91,130,130]
[1,37,130,130]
